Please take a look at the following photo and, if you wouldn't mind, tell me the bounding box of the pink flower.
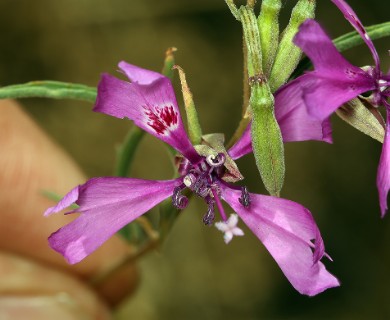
[45,62,339,295]
[282,0,390,216]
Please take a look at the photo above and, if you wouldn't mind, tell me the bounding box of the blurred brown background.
[0,0,389,319]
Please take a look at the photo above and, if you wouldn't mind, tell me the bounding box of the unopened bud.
[258,0,282,77]
[269,0,316,92]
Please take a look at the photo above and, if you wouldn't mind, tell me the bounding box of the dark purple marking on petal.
[143,104,179,136]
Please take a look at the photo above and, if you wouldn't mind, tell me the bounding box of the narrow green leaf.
[335,21,390,52]
[0,81,97,103]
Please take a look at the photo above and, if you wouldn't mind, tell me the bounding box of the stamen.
[172,185,188,209]
[203,197,215,225]
[193,173,210,198]
[239,186,251,208]
[211,188,227,221]
[183,173,196,188]
[206,153,226,168]
[177,157,192,176]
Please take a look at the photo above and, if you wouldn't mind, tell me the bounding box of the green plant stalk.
[114,127,145,177]
[0,81,97,102]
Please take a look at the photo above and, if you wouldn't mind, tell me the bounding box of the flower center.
[172,153,250,225]
[378,79,389,92]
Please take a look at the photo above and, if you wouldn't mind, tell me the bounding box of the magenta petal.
[94,74,200,163]
[275,77,333,143]
[44,186,79,217]
[221,186,340,296]
[295,20,367,77]
[227,77,333,160]
[331,0,380,69]
[118,61,165,85]
[377,120,390,217]
[294,20,375,120]
[47,177,179,264]
[228,124,252,160]
[300,73,374,121]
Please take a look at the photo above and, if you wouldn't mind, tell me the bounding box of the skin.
[0,100,138,319]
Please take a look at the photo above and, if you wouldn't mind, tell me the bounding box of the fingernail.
[0,293,93,320]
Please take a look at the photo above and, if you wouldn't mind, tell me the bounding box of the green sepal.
[336,98,385,143]
[258,0,282,77]
[269,0,315,92]
[224,0,240,20]
[194,133,244,183]
[174,65,203,145]
[161,47,177,80]
[240,5,263,77]
[0,81,97,103]
[250,83,285,197]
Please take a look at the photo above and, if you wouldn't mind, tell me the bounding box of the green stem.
[0,81,97,102]
[114,127,145,177]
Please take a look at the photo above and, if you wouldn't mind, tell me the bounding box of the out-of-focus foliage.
[0,0,389,319]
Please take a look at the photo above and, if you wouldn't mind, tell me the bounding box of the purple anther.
[202,198,215,225]
[193,174,210,198]
[206,153,226,168]
[177,157,192,176]
[172,185,189,209]
[238,186,251,208]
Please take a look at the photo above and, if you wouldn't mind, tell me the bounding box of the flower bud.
[269,0,316,92]
[258,0,282,77]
